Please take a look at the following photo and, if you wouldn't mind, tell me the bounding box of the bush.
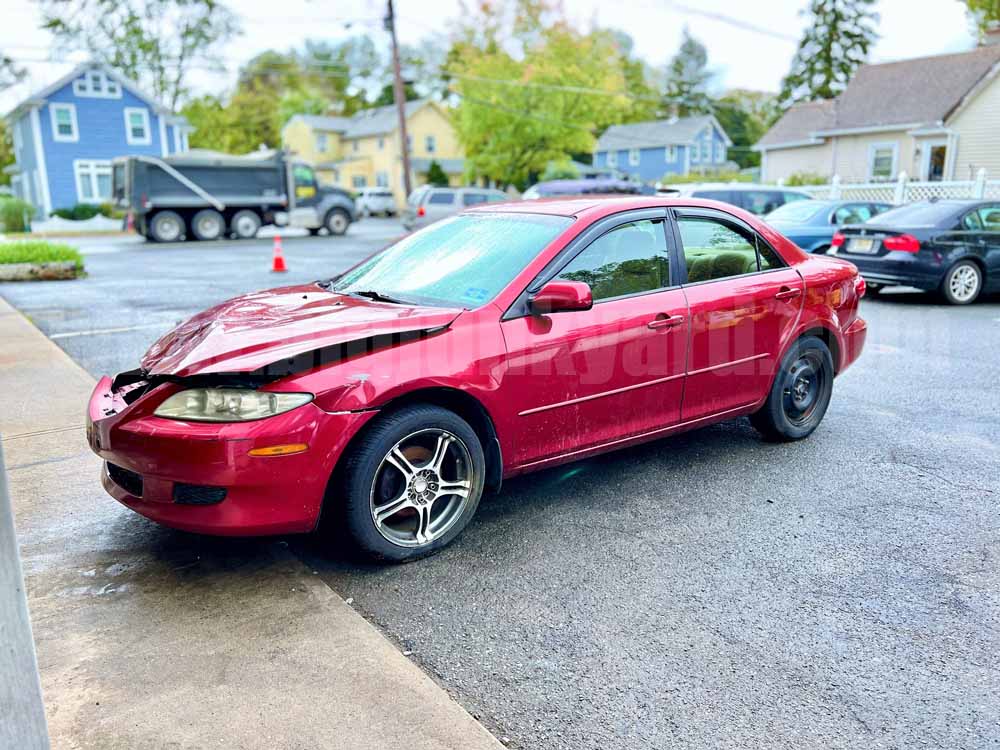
[0,198,35,232]
[425,160,450,187]
[784,171,828,186]
[49,202,121,221]
[659,169,752,185]
[540,159,581,181]
[0,240,84,270]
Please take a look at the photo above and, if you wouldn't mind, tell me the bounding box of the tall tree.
[607,30,660,123]
[962,0,1000,40]
[713,89,779,169]
[663,29,713,117]
[779,0,879,107]
[38,0,240,110]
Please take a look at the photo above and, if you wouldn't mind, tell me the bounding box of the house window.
[690,141,700,163]
[315,133,328,152]
[868,142,898,181]
[353,140,359,153]
[352,175,367,188]
[607,150,618,167]
[628,148,640,166]
[425,135,436,153]
[123,108,151,145]
[701,140,710,162]
[714,142,724,163]
[375,171,389,187]
[72,70,121,98]
[50,103,78,142]
[74,160,112,202]
[179,130,189,152]
[378,137,385,150]
[665,145,676,162]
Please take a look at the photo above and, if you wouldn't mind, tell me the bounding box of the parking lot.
[3,223,999,749]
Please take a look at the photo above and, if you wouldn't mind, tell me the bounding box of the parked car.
[402,186,508,231]
[831,199,1000,304]
[87,196,867,562]
[355,187,397,217]
[113,150,357,242]
[664,184,812,216]
[522,178,644,200]
[765,199,893,253]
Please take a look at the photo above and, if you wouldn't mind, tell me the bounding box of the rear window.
[427,191,456,205]
[407,187,429,206]
[866,201,961,227]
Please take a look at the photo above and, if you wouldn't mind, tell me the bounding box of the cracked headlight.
[154,388,313,422]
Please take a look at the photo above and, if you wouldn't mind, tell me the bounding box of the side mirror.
[528,280,593,315]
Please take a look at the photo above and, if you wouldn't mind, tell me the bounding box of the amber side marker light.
[248,443,309,457]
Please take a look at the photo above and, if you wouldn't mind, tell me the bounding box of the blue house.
[4,62,193,218]
[593,115,733,183]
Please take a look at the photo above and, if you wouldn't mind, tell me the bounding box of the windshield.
[766,201,824,222]
[867,201,961,227]
[330,213,572,307]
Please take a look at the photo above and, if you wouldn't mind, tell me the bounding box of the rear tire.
[191,209,225,241]
[230,210,261,239]
[325,208,350,236]
[148,210,185,243]
[867,283,883,295]
[337,405,486,563]
[750,336,834,442]
[939,260,982,305]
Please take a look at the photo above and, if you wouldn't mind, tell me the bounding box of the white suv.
[355,188,398,217]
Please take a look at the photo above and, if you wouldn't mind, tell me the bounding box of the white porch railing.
[791,168,1000,204]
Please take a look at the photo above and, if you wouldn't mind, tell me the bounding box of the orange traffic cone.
[271,234,288,273]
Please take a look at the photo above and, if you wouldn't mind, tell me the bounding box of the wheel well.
[800,326,841,373]
[377,388,504,491]
[954,255,987,279]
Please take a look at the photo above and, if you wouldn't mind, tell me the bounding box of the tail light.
[882,233,920,253]
[855,274,866,299]
[831,231,845,248]
[417,206,426,217]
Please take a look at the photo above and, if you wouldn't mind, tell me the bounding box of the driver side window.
[557,220,670,302]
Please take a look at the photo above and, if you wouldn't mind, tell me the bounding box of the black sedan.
[831,200,1000,304]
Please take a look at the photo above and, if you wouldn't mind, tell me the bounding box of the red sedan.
[87,197,867,562]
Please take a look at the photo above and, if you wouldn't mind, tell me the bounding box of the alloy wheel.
[948,264,980,303]
[369,428,474,548]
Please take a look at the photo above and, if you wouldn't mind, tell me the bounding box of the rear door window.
[692,190,733,204]
[427,191,456,205]
[676,215,760,282]
[462,192,490,206]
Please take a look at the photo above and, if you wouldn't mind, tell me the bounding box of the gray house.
[594,115,732,183]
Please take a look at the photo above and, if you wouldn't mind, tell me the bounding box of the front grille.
[107,463,143,497]
[173,484,227,505]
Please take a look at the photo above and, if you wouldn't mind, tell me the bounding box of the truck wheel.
[191,209,225,241]
[325,208,350,236]
[230,210,261,239]
[149,211,185,243]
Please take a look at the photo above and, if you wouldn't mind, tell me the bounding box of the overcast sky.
[1,0,977,112]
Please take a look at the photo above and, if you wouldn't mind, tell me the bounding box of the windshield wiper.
[350,289,410,305]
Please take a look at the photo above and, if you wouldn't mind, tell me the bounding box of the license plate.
[848,237,877,254]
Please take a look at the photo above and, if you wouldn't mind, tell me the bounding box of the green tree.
[448,0,630,188]
[779,0,879,106]
[38,0,240,110]
[425,160,449,187]
[373,81,418,106]
[607,30,660,122]
[540,158,580,181]
[0,121,15,187]
[663,29,713,117]
[713,89,780,169]
[1,52,25,91]
[962,0,1000,39]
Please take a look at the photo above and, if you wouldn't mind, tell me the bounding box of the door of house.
[922,141,947,182]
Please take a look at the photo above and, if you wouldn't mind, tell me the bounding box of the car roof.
[464,195,763,220]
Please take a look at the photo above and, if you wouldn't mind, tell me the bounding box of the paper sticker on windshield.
[462,287,489,302]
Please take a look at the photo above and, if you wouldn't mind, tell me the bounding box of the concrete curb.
[0,296,503,750]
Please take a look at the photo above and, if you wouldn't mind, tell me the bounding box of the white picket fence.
[792,168,1000,204]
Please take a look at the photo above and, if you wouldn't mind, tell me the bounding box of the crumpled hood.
[141,284,462,377]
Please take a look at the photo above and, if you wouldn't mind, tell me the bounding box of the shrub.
[784,171,828,186]
[0,240,84,271]
[425,160,450,187]
[659,169,752,185]
[540,159,581,181]
[0,198,35,232]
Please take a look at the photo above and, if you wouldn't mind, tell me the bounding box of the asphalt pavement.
[3,222,999,749]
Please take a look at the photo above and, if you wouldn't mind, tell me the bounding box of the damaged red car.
[87,197,867,561]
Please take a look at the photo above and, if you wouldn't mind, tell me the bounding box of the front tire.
[338,405,486,562]
[940,260,982,305]
[751,336,834,442]
[325,208,350,236]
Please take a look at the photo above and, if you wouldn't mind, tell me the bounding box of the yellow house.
[281,99,465,207]
[756,45,1000,184]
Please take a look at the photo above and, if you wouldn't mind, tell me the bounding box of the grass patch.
[0,240,84,271]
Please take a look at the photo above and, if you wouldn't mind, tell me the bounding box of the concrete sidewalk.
[0,297,503,749]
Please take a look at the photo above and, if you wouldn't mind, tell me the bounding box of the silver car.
[402,186,508,230]
[355,188,398,217]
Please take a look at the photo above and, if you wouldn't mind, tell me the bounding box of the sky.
[0,0,978,112]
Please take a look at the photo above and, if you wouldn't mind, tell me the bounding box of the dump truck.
[111,149,357,242]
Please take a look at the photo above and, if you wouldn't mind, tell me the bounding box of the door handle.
[647,314,685,330]
[774,287,802,301]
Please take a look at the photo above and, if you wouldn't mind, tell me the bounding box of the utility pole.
[385,0,413,198]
